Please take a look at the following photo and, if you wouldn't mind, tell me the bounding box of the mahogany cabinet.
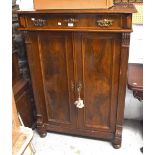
[17,3,136,148]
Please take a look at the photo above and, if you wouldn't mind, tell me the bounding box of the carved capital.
[36,115,47,137]
[122,32,130,47]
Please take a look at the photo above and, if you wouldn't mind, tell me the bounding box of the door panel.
[38,32,76,127]
[77,33,121,132]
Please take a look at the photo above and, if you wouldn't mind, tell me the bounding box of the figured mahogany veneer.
[17,3,136,148]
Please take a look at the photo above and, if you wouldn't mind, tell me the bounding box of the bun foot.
[36,115,47,138]
[37,127,47,138]
[39,131,47,138]
[140,147,143,153]
[112,143,121,149]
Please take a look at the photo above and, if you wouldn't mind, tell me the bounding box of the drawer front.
[19,14,130,30]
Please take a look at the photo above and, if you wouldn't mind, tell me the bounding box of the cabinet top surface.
[16,3,137,14]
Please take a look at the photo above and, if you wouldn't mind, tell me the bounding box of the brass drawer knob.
[97,19,113,27]
[31,18,47,27]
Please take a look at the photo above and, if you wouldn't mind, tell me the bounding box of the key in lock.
[74,98,84,109]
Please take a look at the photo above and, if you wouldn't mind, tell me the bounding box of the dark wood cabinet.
[12,51,35,128]
[17,3,136,148]
[13,79,35,127]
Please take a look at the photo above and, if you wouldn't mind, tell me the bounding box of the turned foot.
[112,133,122,149]
[37,126,47,138]
[112,143,121,149]
[39,131,47,138]
[37,127,47,138]
[112,124,122,149]
[140,147,143,153]
[36,115,47,138]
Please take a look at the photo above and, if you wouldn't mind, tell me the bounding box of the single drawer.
[19,14,131,30]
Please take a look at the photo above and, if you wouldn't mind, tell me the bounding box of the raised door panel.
[77,33,121,132]
[38,32,76,128]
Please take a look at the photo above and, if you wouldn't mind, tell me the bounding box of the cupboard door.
[38,32,76,128]
[76,33,121,132]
